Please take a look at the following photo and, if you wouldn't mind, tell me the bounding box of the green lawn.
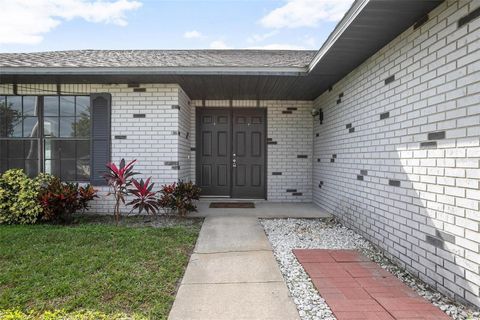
[0,221,201,319]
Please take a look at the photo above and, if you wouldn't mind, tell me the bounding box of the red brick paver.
[293,249,450,320]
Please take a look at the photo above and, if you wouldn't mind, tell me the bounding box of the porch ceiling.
[0,0,443,100]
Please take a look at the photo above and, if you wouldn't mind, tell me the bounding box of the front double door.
[196,108,266,198]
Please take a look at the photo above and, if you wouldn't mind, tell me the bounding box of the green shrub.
[0,169,46,224]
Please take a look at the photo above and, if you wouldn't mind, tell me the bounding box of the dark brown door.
[231,109,266,198]
[196,108,266,199]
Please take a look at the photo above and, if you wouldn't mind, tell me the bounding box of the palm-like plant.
[128,178,159,215]
[104,159,137,224]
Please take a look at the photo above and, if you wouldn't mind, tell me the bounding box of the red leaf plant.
[104,159,138,224]
[127,177,159,215]
[158,181,201,217]
[39,177,98,223]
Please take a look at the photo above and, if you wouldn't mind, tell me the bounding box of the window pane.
[44,139,61,159]
[8,159,24,171]
[23,117,38,137]
[23,97,38,116]
[44,117,59,137]
[6,96,23,138]
[59,117,75,137]
[60,96,75,116]
[61,160,76,180]
[11,121,22,137]
[0,139,39,177]
[8,140,24,158]
[1,97,21,137]
[0,140,6,160]
[60,140,76,158]
[44,96,59,116]
[74,113,90,138]
[77,159,90,180]
[77,140,90,160]
[7,96,22,113]
[45,159,60,176]
[76,96,90,116]
[0,96,7,137]
[24,140,38,159]
[1,110,22,137]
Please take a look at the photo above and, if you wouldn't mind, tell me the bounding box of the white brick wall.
[0,83,186,213]
[0,84,314,204]
[177,87,192,182]
[313,0,480,306]
[189,100,313,201]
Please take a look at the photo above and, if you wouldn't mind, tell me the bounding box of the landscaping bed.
[0,217,202,320]
[261,218,479,320]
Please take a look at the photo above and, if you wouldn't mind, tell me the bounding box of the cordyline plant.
[104,159,138,224]
[39,177,98,223]
[158,181,201,217]
[127,178,159,215]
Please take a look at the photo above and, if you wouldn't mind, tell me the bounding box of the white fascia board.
[0,66,308,76]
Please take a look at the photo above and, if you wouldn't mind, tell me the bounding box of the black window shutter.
[90,93,111,186]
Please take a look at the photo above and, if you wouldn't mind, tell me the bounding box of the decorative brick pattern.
[384,75,395,85]
[458,6,480,27]
[177,87,192,181]
[6,83,186,214]
[428,131,446,140]
[420,141,438,149]
[388,180,401,187]
[313,0,480,306]
[189,100,313,202]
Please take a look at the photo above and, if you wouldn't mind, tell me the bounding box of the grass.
[0,220,201,319]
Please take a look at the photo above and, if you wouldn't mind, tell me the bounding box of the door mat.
[209,202,255,208]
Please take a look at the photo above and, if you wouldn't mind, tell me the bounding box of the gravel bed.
[261,218,480,320]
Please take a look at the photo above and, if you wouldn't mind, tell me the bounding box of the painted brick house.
[0,0,479,307]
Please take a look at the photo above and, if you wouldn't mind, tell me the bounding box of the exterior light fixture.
[311,108,323,124]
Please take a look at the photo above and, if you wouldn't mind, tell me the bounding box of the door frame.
[196,107,267,199]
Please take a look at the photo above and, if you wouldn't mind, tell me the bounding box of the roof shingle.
[0,49,316,68]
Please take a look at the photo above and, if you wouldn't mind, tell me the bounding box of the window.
[0,95,91,181]
[0,96,40,177]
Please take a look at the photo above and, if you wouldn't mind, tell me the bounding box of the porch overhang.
[0,0,443,100]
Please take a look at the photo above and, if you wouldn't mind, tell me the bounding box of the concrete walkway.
[168,216,300,320]
[190,201,331,218]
